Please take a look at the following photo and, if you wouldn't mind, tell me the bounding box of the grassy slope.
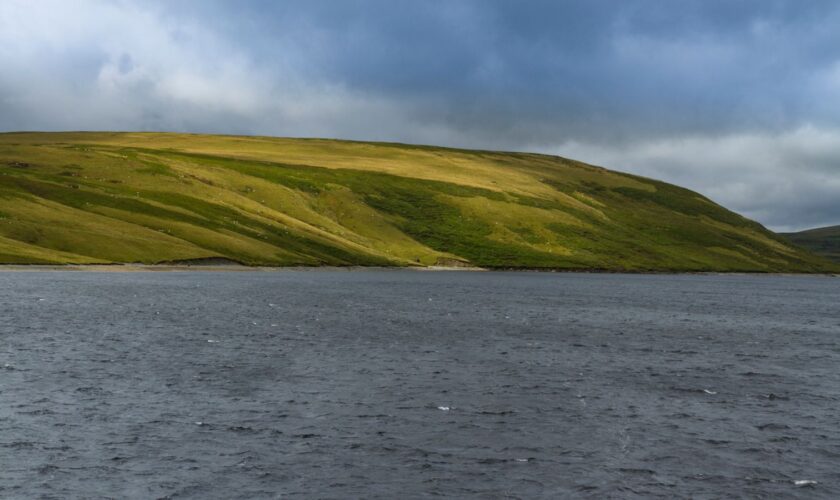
[0,131,834,272]
[781,226,840,263]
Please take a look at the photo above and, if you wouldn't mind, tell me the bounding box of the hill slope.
[0,132,834,272]
[781,226,840,263]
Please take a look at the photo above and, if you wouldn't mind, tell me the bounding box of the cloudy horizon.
[2,0,839,231]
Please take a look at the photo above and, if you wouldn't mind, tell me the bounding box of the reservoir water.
[1,270,839,498]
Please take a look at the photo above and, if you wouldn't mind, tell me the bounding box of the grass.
[781,226,840,263]
[0,131,836,272]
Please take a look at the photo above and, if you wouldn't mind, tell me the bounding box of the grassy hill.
[0,131,834,272]
[781,226,840,263]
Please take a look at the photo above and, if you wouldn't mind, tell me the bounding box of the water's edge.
[0,263,837,276]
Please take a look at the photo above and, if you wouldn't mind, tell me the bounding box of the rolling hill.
[781,225,840,264]
[0,132,834,272]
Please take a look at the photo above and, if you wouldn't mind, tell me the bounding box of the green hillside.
[0,132,834,272]
[781,225,840,263]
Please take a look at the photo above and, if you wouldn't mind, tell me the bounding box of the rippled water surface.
[1,270,839,498]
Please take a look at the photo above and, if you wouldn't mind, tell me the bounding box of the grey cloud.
[1,0,839,229]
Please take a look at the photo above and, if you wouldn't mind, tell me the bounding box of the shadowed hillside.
[782,225,840,263]
[0,132,834,272]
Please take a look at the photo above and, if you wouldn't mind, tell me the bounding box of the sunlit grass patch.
[0,132,835,272]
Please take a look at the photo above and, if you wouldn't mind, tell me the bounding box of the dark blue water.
[1,270,839,498]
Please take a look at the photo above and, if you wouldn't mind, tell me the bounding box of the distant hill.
[0,132,835,272]
[781,225,840,264]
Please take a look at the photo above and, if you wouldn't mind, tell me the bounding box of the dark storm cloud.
[179,0,840,142]
[1,0,839,229]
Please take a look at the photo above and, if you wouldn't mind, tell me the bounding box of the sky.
[1,0,839,231]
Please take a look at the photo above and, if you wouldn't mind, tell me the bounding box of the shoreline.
[0,263,484,273]
[0,263,836,276]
